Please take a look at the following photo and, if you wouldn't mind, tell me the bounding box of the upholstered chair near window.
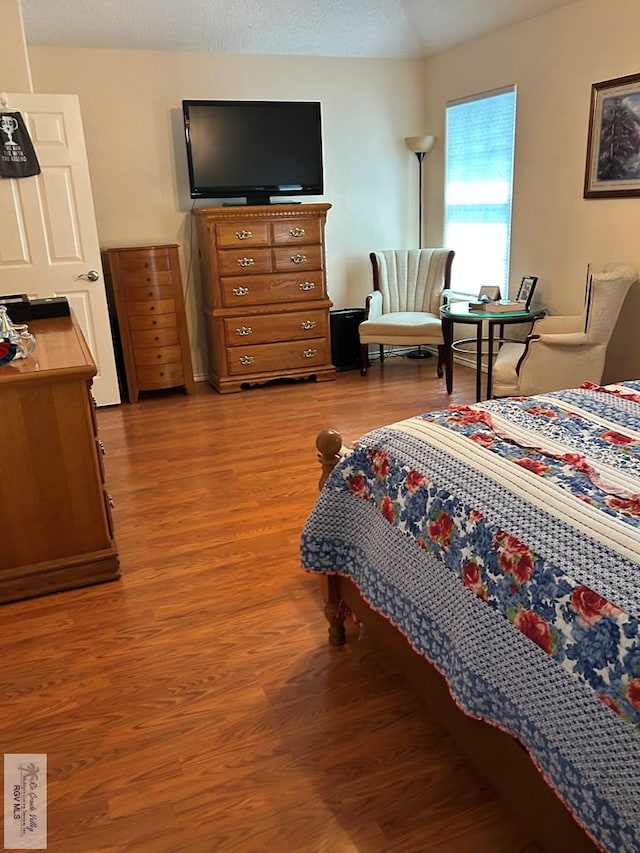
[359,248,455,376]
[492,263,637,397]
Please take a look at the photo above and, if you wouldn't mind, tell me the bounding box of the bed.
[301,381,640,853]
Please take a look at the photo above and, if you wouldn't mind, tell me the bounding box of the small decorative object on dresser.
[0,305,36,363]
[0,306,18,364]
[101,244,195,402]
[193,203,336,393]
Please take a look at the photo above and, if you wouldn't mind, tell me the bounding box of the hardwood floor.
[2,356,541,852]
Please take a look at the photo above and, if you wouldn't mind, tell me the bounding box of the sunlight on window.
[444,89,516,297]
[446,180,511,205]
[446,224,509,294]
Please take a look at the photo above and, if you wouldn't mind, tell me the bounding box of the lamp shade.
[404,135,435,155]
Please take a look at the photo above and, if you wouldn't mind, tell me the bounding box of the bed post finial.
[316,428,347,644]
[316,429,344,489]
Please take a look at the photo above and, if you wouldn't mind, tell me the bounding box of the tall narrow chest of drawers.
[102,244,195,402]
[194,203,336,393]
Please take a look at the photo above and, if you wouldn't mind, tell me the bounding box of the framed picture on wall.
[515,275,538,309]
[584,72,640,198]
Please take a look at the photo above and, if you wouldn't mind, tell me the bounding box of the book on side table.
[469,299,526,313]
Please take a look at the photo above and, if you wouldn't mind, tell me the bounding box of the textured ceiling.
[20,0,576,59]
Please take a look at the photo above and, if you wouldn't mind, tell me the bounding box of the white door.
[0,92,120,406]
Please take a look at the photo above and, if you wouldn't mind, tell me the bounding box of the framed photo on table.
[515,275,538,309]
[478,285,501,301]
[584,72,640,198]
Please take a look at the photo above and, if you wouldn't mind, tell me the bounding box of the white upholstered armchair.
[359,248,455,376]
[492,264,637,397]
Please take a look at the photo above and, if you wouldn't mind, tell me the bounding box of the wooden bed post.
[320,576,346,646]
[316,429,347,645]
[316,428,343,489]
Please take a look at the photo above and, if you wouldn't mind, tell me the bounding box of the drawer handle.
[299,281,315,292]
[303,348,318,359]
[232,286,250,297]
[289,227,305,237]
[108,493,115,509]
[291,254,307,265]
[235,229,253,240]
[301,320,317,330]
[235,326,253,337]
[238,257,255,267]
[98,440,106,455]
[239,355,255,365]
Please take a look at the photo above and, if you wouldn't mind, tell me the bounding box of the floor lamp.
[404,134,435,359]
[405,135,435,247]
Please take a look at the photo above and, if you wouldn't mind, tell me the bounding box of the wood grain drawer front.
[224,310,329,346]
[193,203,333,392]
[102,243,194,402]
[124,283,175,303]
[128,313,178,331]
[117,249,171,273]
[218,248,272,277]
[0,315,120,598]
[215,222,270,248]
[272,245,322,272]
[136,361,185,389]
[133,344,183,365]
[126,298,176,317]
[131,327,180,348]
[271,219,322,245]
[121,269,174,289]
[227,338,330,375]
[221,272,324,307]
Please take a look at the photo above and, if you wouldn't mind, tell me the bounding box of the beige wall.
[8,0,640,382]
[25,47,426,376]
[0,0,31,90]
[423,0,640,381]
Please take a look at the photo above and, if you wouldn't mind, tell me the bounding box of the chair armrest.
[513,329,587,375]
[517,331,599,395]
[364,290,382,320]
[532,314,583,334]
[534,331,588,346]
[441,288,469,305]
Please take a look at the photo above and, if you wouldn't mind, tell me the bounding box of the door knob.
[77,270,100,282]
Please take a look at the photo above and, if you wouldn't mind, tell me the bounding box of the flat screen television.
[182,99,324,205]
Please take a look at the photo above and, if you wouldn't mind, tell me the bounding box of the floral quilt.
[301,381,640,853]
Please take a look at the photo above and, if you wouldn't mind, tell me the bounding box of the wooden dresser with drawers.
[193,203,336,393]
[102,244,195,402]
[0,315,120,603]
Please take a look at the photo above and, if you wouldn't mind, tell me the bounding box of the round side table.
[440,302,546,401]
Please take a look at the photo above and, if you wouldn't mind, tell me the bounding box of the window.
[444,87,516,297]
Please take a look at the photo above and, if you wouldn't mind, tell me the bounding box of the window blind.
[444,88,516,297]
